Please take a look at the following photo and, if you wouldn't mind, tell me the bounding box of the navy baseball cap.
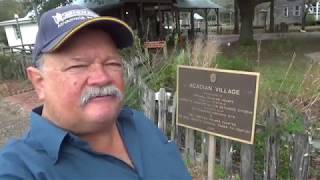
[32,5,134,65]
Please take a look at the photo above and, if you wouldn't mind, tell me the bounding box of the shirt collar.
[29,106,68,164]
[29,106,138,166]
[118,107,144,178]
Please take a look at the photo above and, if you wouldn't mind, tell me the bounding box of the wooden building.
[72,0,223,40]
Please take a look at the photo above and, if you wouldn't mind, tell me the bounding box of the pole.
[14,14,25,53]
[208,135,216,180]
[317,2,319,21]
[204,8,208,37]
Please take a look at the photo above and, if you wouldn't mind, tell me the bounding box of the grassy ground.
[216,38,320,179]
[219,37,320,119]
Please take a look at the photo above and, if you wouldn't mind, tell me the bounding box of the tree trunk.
[301,6,307,30]
[269,0,275,32]
[238,0,255,44]
[233,0,239,34]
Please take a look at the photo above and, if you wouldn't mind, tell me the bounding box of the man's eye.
[104,62,123,70]
[66,65,88,71]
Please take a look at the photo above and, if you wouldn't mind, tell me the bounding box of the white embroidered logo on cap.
[52,9,98,28]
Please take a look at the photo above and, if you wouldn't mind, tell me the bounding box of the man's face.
[28,29,125,134]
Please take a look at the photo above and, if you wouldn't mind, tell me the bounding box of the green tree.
[0,0,26,44]
[0,0,25,21]
[38,0,72,15]
[301,0,317,30]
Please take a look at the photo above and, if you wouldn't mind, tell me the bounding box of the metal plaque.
[177,65,260,144]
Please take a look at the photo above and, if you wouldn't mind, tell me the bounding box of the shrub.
[0,55,28,80]
[306,14,317,26]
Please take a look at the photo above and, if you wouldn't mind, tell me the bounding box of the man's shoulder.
[0,138,37,178]
[0,132,43,164]
[0,136,32,161]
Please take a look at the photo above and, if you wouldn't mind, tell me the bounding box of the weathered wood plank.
[141,86,155,122]
[292,134,311,180]
[158,88,167,134]
[220,139,233,177]
[263,106,280,180]
[185,128,195,162]
[170,93,177,141]
[240,143,254,180]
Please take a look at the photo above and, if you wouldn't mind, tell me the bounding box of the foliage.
[0,55,28,80]
[278,138,292,179]
[39,0,72,15]
[216,55,253,71]
[254,132,267,178]
[281,106,305,135]
[124,85,141,110]
[0,0,24,44]
[215,164,227,179]
[270,39,296,54]
[0,0,25,22]
[146,50,188,91]
[0,30,7,45]
[306,14,317,26]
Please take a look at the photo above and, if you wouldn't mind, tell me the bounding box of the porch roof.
[175,0,223,9]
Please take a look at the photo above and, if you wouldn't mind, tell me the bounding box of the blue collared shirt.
[0,106,191,180]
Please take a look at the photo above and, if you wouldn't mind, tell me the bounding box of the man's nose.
[87,63,112,86]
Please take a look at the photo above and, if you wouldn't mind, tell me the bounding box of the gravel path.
[0,99,29,148]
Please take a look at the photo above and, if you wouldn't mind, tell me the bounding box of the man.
[0,5,191,179]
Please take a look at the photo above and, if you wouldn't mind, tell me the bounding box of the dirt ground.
[0,99,29,147]
[0,80,40,147]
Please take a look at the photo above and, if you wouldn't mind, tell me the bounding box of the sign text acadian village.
[177,65,260,144]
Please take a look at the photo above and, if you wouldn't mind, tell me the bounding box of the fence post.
[185,128,195,162]
[292,115,311,180]
[208,135,216,180]
[292,133,311,180]
[158,88,167,134]
[141,85,155,123]
[220,139,233,177]
[264,106,280,180]
[200,133,208,179]
[240,143,254,180]
[170,92,177,141]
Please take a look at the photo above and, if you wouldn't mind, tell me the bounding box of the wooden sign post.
[143,40,167,59]
[176,65,260,179]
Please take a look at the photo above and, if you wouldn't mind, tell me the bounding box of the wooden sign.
[144,41,166,49]
[176,65,260,144]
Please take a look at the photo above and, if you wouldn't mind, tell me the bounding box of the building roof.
[0,17,37,27]
[72,0,121,10]
[72,0,175,10]
[175,0,223,9]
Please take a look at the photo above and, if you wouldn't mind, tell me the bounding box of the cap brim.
[42,17,134,53]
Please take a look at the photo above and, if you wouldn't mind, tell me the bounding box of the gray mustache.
[80,85,123,106]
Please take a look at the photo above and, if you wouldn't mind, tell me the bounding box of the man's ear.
[27,67,45,100]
